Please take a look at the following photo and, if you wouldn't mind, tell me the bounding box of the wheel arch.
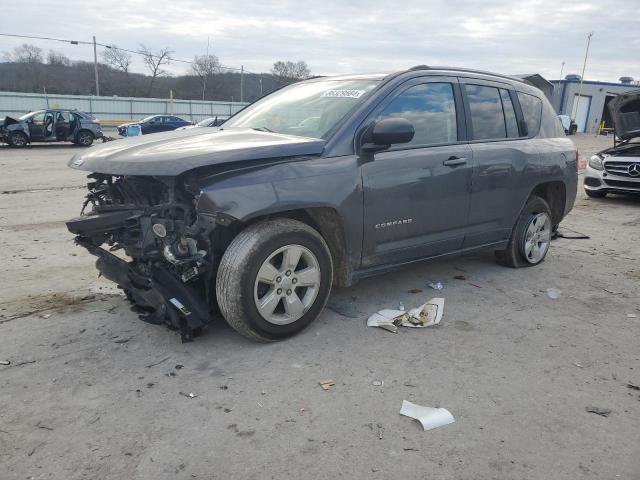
[214,206,352,287]
[529,181,566,225]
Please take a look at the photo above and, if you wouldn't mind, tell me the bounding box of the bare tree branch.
[139,44,173,96]
[191,54,222,100]
[271,60,311,80]
[101,45,132,73]
[3,44,44,63]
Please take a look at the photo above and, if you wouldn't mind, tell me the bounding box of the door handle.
[443,156,467,167]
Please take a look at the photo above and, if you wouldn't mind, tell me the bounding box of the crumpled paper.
[367,298,444,333]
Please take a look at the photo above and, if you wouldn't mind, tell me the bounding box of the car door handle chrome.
[443,156,467,167]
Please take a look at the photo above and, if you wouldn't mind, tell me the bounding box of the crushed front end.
[66,174,217,341]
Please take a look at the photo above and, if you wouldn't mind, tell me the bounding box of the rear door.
[55,111,71,140]
[461,80,539,247]
[361,77,473,267]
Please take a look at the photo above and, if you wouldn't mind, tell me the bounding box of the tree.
[191,54,222,100]
[271,60,311,80]
[139,44,173,96]
[3,43,44,63]
[101,45,132,73]
[47,50,70,66]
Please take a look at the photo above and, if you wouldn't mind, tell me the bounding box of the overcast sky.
[1,0,638,82]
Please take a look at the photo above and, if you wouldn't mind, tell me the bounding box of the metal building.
[550,75,639,133]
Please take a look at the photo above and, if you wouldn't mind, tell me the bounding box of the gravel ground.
[1,134,639,480]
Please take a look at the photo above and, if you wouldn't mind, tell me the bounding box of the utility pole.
[571,32,593,132]
[202,36,210,101]
[93,36,100,96]
[240,65,244,103]
[559,60,565,80]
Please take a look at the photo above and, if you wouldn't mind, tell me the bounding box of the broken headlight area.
[66,174,217,341]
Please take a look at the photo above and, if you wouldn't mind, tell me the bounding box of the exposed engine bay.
[67,174,218,341]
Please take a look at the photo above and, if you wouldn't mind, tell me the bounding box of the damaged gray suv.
[66,66,578,342]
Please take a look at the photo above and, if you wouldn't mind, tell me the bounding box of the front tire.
[495,196,553,268]
[216,218,333,341]
[8,131,28,147]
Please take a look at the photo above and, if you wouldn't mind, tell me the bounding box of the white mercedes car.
[584,89,640,198]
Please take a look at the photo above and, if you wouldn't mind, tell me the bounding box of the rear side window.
[465,85,507,140]
[517,92,542,137]
[500,90,519,138]
[377,82,457,146]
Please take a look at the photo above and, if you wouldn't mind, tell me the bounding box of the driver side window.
[378,83,457,147]
[31,112,45,124]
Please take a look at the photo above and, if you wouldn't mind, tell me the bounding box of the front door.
[27,112,47,141]
[361,79,473,268]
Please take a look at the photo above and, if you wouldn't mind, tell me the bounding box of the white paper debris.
[367,298,444,333]
[428,282,443,291]
[399,400,455,431]
[546,288,561,299]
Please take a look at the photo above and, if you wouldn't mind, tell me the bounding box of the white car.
[584,89,640,198]
[176,116,228,131]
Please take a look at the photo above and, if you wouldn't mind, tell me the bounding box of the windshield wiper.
[252,126,274,133]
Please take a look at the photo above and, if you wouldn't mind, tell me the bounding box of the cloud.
[0,0,637,82]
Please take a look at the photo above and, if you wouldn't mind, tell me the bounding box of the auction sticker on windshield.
[322,89,366,98]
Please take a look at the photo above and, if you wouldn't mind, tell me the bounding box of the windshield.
[19,111,41,121]
[224,79,380,138]
[197,117,214,126]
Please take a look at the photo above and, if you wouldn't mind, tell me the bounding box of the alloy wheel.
[253,244,321,325]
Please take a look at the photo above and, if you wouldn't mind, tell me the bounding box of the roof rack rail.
[406,65,527,84]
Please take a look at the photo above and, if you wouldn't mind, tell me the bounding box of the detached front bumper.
[75,237,211,342]
[584,159,640,195]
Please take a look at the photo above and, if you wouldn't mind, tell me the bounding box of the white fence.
[0,91,248,123]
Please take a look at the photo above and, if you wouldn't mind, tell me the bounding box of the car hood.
[608,89,640,141]
[68,127,326,176]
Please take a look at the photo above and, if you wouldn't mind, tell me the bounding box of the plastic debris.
[372,380,384,387]
[367,298,444,333]
[399,302,405,311]
[586,406,611,417]
[319,379,335,391]
[627,314,638,319]
[428,282,443,291]
[399,400,455,431]
[546,288,562,299]
[377,423,384,439]
[179,391,197,398]
[0,360,10,366]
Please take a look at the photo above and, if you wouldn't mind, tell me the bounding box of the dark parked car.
[1,109,102,147]
[117,115,191,136]
[66,66,577,342]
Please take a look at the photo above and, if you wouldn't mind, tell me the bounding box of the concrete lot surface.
[1,135,639,479]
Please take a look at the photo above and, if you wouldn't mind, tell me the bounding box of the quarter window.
[500,89,519,138]
[377,83,457,146]
[465,85,507,140]
[517,92,542,137]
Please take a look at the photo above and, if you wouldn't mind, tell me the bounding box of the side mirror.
[363,118,415,152]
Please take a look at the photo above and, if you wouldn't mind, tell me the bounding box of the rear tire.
[495,196,553,268]
[8,131,28,147]
[216,218,333,341]
[585,189,607,198]
[75,130,94,147]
